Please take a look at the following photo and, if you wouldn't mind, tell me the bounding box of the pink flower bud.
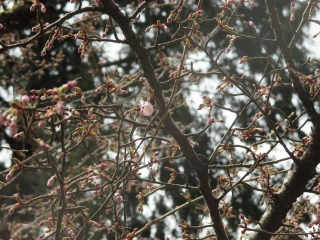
[8,208,14,216]
[71,231,76,239]
[98,163,108,169]
[88,108,93,116]
[164,25,169,33]
[30,4,35,12]
[55,101,65,116]
[21,95,30,106]
[67,80,78,89]
[37,139,51,150]
[13,132,23,139]
[6,173,12,181]
[81,95,86,104]
[9,122,18,137]
[47,176,54,187]
[40,5,46,13]
[38,120,45,129]
[0,23,3,29]
[66,191,71,199]
[41,51,46,57]
[145,27,151,33]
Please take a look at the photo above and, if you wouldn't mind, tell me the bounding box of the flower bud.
[30,4,35,12]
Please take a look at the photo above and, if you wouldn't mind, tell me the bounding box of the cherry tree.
[1,0,320,239]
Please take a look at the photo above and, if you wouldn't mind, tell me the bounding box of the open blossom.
[140,102,153,116]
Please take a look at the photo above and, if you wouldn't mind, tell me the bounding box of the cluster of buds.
[291,136,313,158]
[63,214,79,239]
[181,35,195,51]
[108,222,125,235]
[30,79,78,102]
[95,73,128,95]
[124,101,154,117]
[65,87,82,101]
[114,190,122,204]
[291,67,320,96]
[226,34,238,53]
[0,95,34,137]
[216,145,233,158]
[69,29,89,60]
[179,219,190,240]
[169,65,188,78]
[39,101,65,120]
[197,95,219,124]
[156,51,169,66]
[169,144,180,157]
[136,192,144,212]
[217,75,235,92]
[180,190,191,200]
[238,127,264,142]
[254,84,278,101]
[125,228,138,240]
[6,161,22,181]
[167,7,182,24]
[148,151,160,173]
[101,25,111,38]
[197,94,213,108]
[30,0,46,13]
[145,20,169,33]
[31,23,49,33]
[8,203,22,216]
[38,218,54,228]
[274,71,283,86]
[239,214,253,234]
[187,9,203,29]
[70,118,102,146]
[308,198,320,228]
[239,55,250,64]
[164,167,177,183]
[290,2,296,21]
[41,28,66,56]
